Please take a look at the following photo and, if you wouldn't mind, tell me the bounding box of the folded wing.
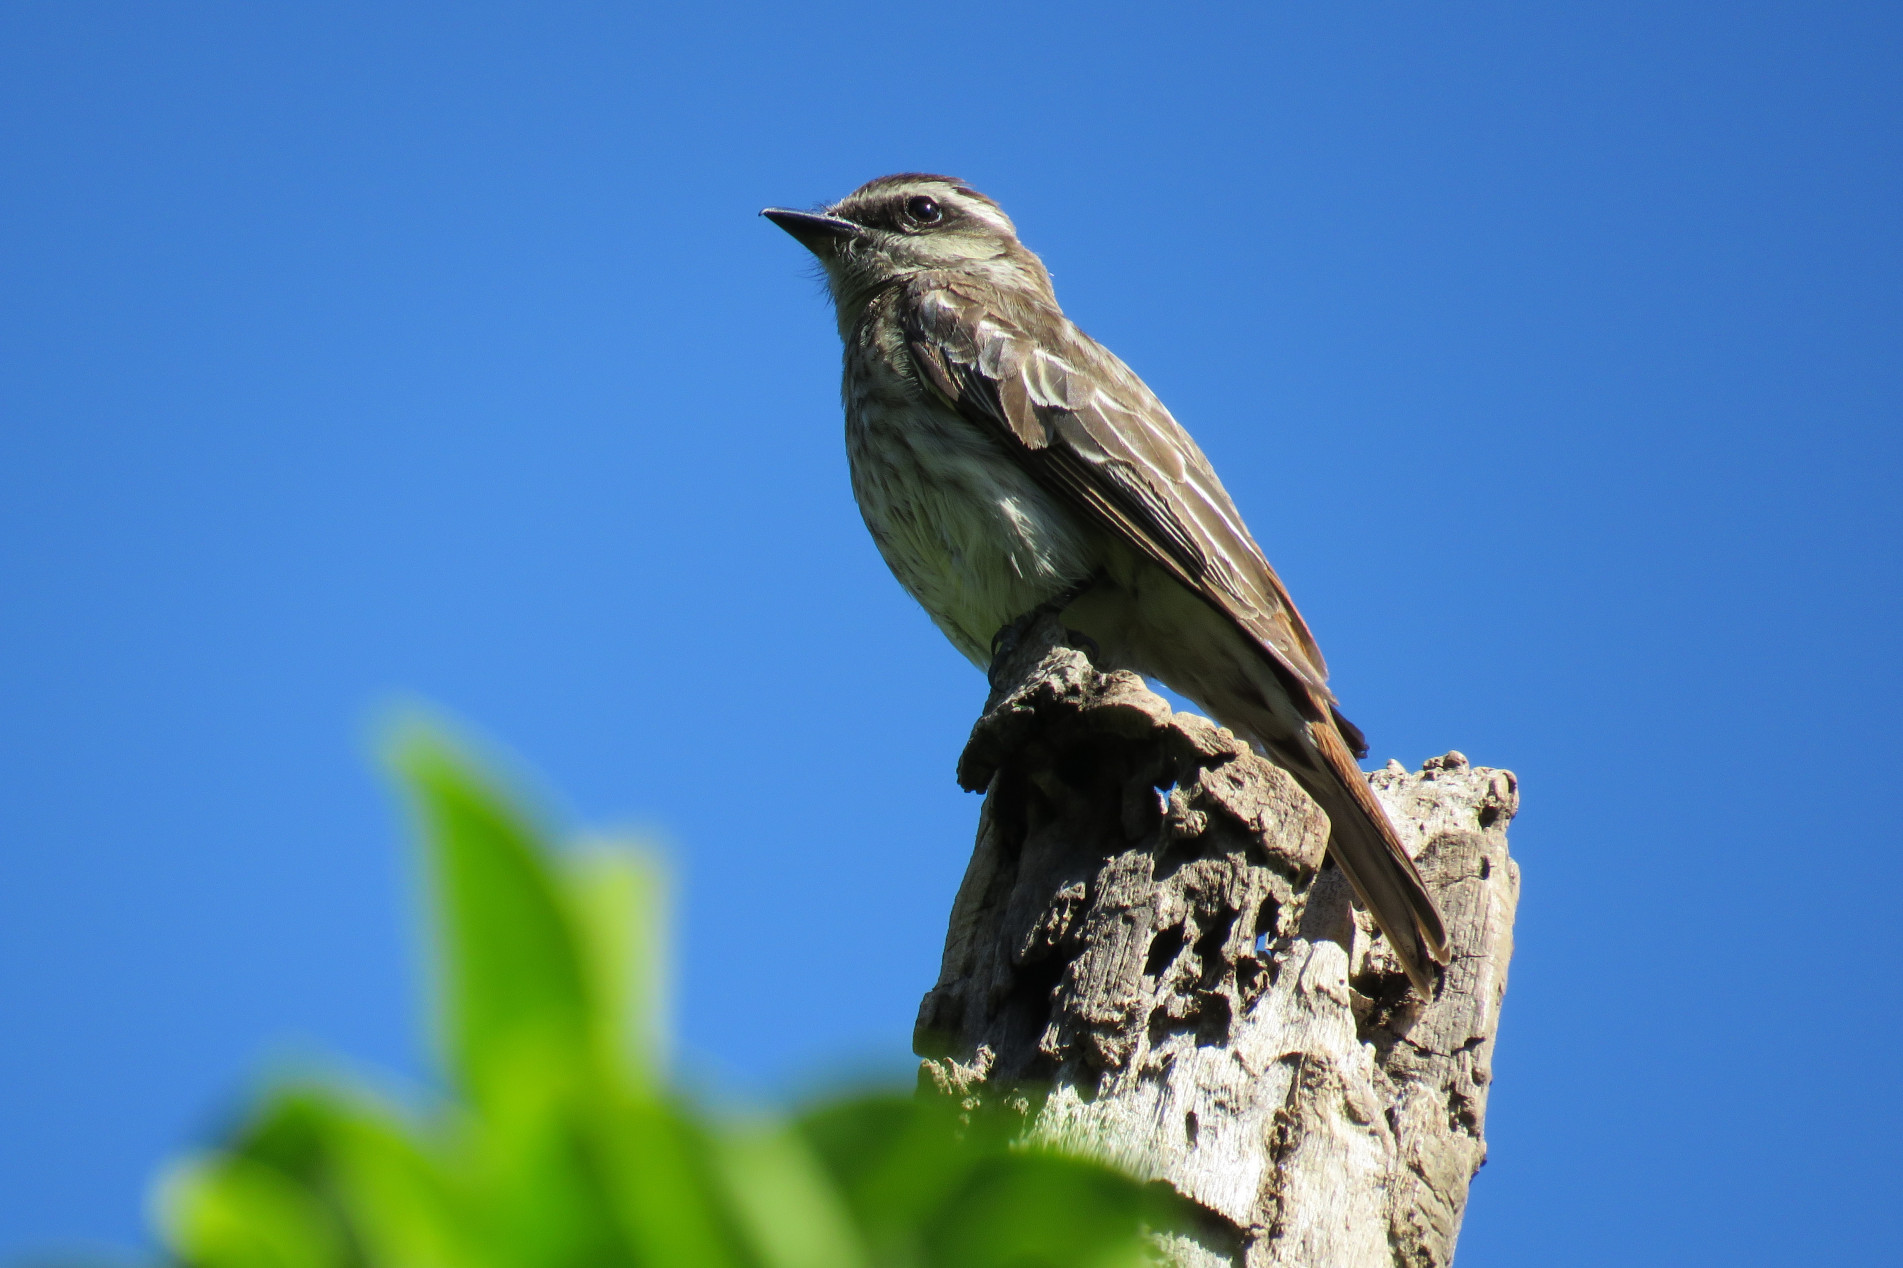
[900,273,1333,711]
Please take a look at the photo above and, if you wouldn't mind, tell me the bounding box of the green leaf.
[181,1083,479,1268]
[560,843,668,1088]
[800,1094,1182,1268]
[388,725,598,1113]
[797,1094,987,1252]
[158,1156,347,1268]
[924,1150,1173,1268]
[307,1097,475,1268]
[135,714,1185,1268]
[709,1119,870,1268]
[586,1096,749,1268]
[465,1100,636,1268]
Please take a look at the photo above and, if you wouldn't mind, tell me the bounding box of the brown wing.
[899,273,1335,712]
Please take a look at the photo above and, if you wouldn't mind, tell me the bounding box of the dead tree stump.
[914,617,1519,1268]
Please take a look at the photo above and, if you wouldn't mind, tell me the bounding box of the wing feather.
[901,274,1335,704]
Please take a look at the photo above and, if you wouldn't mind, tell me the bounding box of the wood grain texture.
[916,617,1519,1267]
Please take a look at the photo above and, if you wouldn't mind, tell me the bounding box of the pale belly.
[841,395,1308,755]
[845,397,1098,666]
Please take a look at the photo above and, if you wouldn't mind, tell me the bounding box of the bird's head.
[763,174,1054,317]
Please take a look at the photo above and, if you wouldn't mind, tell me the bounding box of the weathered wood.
[916,618,1518,1268]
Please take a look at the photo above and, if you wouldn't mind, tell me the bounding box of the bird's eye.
[905,195,943,225]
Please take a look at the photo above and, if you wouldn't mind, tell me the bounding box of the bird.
[763,174,1448,994]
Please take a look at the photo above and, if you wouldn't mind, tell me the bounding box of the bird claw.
[1064,628,1101,660]
[987,612,1039,690]
[989,615,1028,662]
[987,612,1102,691]
[988,575,1105,690]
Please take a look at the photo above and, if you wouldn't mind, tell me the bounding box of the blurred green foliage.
[153,724,1180,1268]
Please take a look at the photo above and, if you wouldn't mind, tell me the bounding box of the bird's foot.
[987,620,1103,692]
[987,611,1042,691]
[988,577,1105,691]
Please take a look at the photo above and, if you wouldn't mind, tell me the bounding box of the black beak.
[761,207,863,255]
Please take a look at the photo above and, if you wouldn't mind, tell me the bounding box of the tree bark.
[914,618,1519,1268]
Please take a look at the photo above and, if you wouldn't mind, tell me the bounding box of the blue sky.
[2,2,1898,1262]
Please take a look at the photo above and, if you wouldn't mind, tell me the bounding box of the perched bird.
[764,174,1448,993]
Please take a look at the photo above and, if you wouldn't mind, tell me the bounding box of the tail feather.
[1298,721,1449,995]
